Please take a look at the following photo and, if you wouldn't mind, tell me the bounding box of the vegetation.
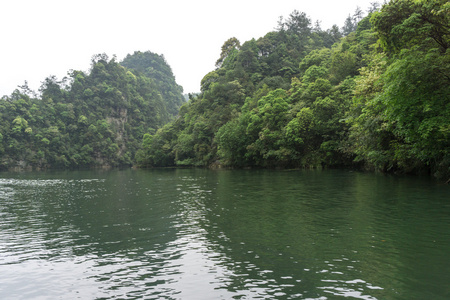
[137,0,449,180]
[1,1,448,180]
[0,51,184,169]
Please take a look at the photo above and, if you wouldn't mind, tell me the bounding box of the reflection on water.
[0,169,449,299]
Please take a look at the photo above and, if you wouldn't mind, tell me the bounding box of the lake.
[0,168,449,299]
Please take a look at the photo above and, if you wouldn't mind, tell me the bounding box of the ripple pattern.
[1,169,449,299]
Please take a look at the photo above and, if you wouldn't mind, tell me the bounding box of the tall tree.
[215,37,241,68]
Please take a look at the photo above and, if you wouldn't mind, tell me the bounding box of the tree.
[348,0,450,178]
[215,37,241,68]
[371,0,449,54]
[216,118,249,166]
[342,15,356,36]
[353,6,364,25]
[278,10,312,37]
[367,2,381,14]
[379,47,449,175]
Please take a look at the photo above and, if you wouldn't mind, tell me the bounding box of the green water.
[0,169,449,299]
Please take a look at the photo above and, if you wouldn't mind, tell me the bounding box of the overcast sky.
[1,0,377,97]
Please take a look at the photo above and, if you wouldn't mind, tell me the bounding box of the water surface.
[0,169,449,299]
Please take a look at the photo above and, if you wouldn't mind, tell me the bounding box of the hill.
[0,51,184,170]
[136,1,449,179]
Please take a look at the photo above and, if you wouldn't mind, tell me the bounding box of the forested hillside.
[137,0,449,179]
[0,51,184,169]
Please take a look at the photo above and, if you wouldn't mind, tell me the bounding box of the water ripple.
[0,169,449,299]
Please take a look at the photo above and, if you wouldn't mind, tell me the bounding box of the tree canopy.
[137,0,449,180]
[0,51,185,170]
[2,1,448,180]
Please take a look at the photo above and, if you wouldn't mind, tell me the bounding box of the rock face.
[107,107,128,157]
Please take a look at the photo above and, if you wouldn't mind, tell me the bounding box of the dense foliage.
[0,51,184,169]
[138,0,449,180]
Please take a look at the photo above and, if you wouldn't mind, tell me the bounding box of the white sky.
[1,0,377,97]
